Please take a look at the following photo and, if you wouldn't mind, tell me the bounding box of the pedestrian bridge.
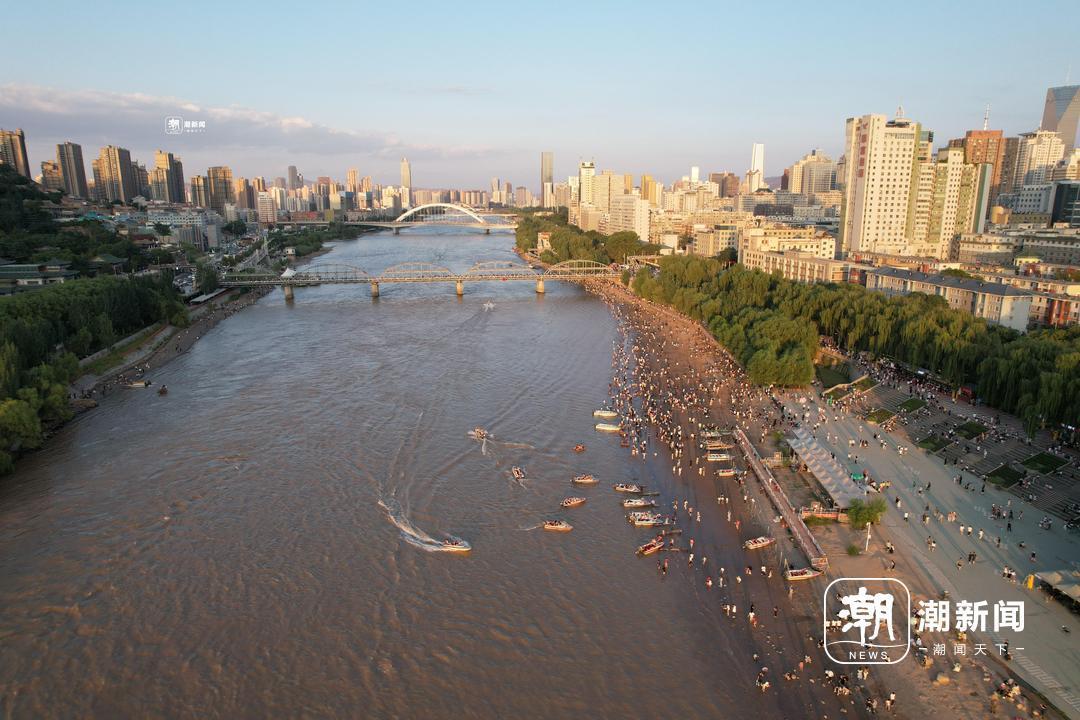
[220,259,617,299]
[283,203,517,233]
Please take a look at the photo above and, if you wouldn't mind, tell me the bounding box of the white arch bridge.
[284,203,517,233]
[220,259,618,299]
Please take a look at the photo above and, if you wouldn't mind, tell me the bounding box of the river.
[0,229,839,718]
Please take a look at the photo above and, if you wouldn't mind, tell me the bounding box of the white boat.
[572,474,598,485]
[441,538,472,553]
[706,452,732,462]
[637,538,665,555]
[595,423,621,433]
[743,536,776,551]
[561,497,587,508]
[593,408,619,419]
[126,380,151,388]
[613,483,643,494]
[543,520,573,532]
[622,498,656,508]
[785,567,822,582]
[627,511,670,527]
[511,466,525,480]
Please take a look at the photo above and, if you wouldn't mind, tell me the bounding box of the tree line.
[514,208,660,265]
[631,257,1080,435]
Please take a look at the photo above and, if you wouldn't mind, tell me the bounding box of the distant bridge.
[283,203,517,233]
[220,259,617,299]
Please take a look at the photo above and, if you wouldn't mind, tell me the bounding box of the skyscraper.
[207,166,235,214]
[541,151,554,207]
[948,129,1006,206]
[400,158,411,208]
[786,150,835,194]
[39,161,64,192]
[287,165,300,190]
[1041,85,1080,153]
[92,145,136,203]
[578,160,596,205]
[1015,130,1066,186]
[56,142,88,198]
[346,168,360,194]
[747,143,765,192]
[190,176,209,208]
[154,150,185,203]
[0,128,31,178]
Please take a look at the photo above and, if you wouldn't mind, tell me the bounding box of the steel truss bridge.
[283,203,517,233]
[220,259,617,299]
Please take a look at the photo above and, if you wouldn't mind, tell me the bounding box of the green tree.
[845,497,887,528]
[196,262,219,295]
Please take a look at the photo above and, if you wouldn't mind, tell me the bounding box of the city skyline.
[2,1,1077,187]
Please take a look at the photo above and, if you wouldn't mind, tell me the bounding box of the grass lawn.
[897,397,927,413]
[80,324,163,377]
[825,386,852,403]
[985,464,1023,487]
[917,435,951,452]
[1021,452,1067,474]
[854,376,878,393]
[955,421,989,440]
[866,408,895,424]
[815,360,850,390]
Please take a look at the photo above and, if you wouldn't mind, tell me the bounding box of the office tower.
[1041,85,1080,153]
[839,113,930,255]
[1050,181,1080,226]
[541,151,553,193]
[786,150,836,194]
[400,157,411,189]
[346,168,360,193]
[190,176,209,208]
[948,129,1006,206]
[709,172,740,198]
[690,166,700,184]
[207,166,235,214]
[1015,130,1066,186]
[287,165,299,190]
[747,143,765,192]
[92,145,136,203]
[39,161,64,192]
[257,191,276,224]
[55,142,88,198]
[0,128,31,178]
[578,161,596,205]
[153,150,185,203]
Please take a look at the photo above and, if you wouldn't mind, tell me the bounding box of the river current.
[0,229,831,718]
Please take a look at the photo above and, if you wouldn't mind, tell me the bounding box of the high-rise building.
[346,168,360,194]
[709,172,740,198]
[153,150,185,203]
[0,128,31,178]
[39,161,64,192]
[786,150,836,194]
[948,129,1006,207]
[131,161,150,198]
[287,165,300,190]
[1050,181,1080,226]
[591,170,625,212]
[690,166,700,184]
[999,136,1021,196]
[56,142,88,198]
[92,145,136,203]
[541,151,553,198]
[839,113,931,255]
[607,195,650,242]
[578,161,596,205]
[747,143,765,192]
[1015,130,1066,186]
[190,176,209,208]
[207,166,235,214]
[256,191,276,225]
[1041,85,1080,153]
[233,177,255,209]
[908,147,989,258]
[400,158,411,188]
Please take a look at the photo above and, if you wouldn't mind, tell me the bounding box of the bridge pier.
[371,282,380,299]
[536,278,545,294]
[484,228,490,235]
[283,284,294,302]
[393,227,400,235]
[455,279,464,297]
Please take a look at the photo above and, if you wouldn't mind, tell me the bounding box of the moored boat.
[560,497,587,508]
[743,536,776,551]
[572,474,598,485]
[593,408,619,419]
[627,511,670,527]
[126,380,150,388]
[594,423,621,433]
[622,497,656,508]
[543,520,573,532]
[637,537,665,556]
[784,567,822,581]
[613,483,643,494]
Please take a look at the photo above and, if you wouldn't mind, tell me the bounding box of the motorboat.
[543,520,573,532]
[613,483,643,494]
[560,497,587,508]
[441,538,472,553]
[622,498,656,509]
[572,474,598,485]
[637,538,665,556]
[126,380,151,388]
[743,536,776,551]
[511,466,526,480]
[627,511,670,527]
[784,567,822,581]
[706,452,732,462]
[470,427,489,440]
[573,443,586,453]
[593,408,619,419]
[595,423,621,433]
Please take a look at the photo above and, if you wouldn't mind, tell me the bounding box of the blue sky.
[1,0,1077,190]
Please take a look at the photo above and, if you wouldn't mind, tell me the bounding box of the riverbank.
[583,277,1064,719]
